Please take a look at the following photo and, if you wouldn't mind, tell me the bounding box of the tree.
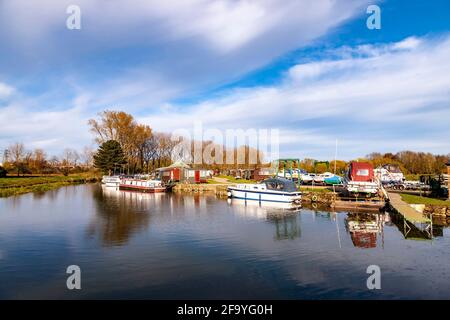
[88,110,152,173]
[0,166,7,177]
[93,140,127,175]
[31,148,47,174]
[8,142,26,176]
[81,146,95,167]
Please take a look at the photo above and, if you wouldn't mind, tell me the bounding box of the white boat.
[299,173,314,184]
[227,177,302,204]
[101,175,122,187]
[119,178,166,193]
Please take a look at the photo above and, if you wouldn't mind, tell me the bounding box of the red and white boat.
[119,178,167,193]
[344,162,380,196]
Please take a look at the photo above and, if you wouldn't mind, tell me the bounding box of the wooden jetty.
[387,192,433,240]
[387,192,431,223]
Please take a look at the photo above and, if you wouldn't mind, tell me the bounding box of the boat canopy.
[349,162,374,182]
[262,178,298,192]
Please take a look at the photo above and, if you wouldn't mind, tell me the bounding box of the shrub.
[0,166,7,177]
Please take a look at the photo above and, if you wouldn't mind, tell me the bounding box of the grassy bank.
[207,175,257,184]
[0,173,100,197]
[400,193,449,206]
[299,186,332,193]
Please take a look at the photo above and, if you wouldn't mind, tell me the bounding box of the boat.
[344,162,380,196]
[322,172,342,185]
[227,177,302,204]
[101,175,122,187]
[299,173,314,184]
[119,178,167,193]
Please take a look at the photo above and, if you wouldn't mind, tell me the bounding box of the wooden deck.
[388,192,431,223]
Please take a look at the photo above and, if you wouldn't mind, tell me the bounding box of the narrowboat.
[344,162,380,196]
[227,177,302,204]
[101,175,122,187]
[119,178,167,193]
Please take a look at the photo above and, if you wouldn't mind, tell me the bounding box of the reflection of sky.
[1,184,450,299]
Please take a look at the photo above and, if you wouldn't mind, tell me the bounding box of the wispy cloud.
[0,82,14,99]
[138,35,450,159]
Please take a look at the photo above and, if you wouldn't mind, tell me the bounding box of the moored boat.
[227,177,302,204]
[119,178,167,193]
[344,162,380,196]
[101,175,122,187]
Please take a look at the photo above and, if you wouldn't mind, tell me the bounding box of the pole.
[334,139,338,175]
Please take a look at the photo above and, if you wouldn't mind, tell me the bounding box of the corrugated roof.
[157,160,191,170]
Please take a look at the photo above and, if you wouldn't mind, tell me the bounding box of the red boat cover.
[349,162,374,182]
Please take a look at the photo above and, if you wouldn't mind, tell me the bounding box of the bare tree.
[8,142,26,176]
[81,146,94,167]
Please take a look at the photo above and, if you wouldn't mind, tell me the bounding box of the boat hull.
[119,184,166,193]
[227,187,302,204]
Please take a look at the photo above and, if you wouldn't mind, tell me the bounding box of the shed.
[156,161,191,183]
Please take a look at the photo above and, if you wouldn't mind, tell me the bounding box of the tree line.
[1,109,449,177]
[1,143,94,176]
[88,110,265,174]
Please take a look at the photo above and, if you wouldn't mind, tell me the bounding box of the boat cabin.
[262,178,298,192]
[348,162,375,182]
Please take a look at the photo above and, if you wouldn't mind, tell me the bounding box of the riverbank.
[0,173,100,197]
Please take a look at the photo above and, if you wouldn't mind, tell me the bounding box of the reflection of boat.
[345,213,384,249]
[228,198,300,220]
[101,175,122,187]
[119,178,167,193]
[227,178,302,204]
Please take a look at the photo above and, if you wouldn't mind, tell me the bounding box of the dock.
[387,192,431,223]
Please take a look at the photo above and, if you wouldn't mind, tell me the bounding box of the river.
[1,184,450,299]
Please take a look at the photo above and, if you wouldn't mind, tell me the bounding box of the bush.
[0,166,7,177]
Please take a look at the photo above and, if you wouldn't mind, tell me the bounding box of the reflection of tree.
[87,186,150,246]
[345,213,381,249]
[270,214,301,240]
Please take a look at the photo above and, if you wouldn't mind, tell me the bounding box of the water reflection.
[227,198,302,240]
[87,186,153,246]
[344,212,387,249]
[2,184,450,299]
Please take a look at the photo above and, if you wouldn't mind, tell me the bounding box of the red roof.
[349,162,374,182]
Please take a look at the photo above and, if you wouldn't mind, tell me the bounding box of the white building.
[374,164,404,183]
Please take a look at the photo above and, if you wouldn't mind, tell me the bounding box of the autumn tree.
[8,142,26,176]
[31,149,47,174]
[88,110,152,173]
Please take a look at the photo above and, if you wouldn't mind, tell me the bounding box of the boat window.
[356,169,369,176]
[266,182,277,190]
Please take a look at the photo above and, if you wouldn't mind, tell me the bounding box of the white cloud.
[0,82,14,98]
[138,35,450,159]
[0,0,370,92]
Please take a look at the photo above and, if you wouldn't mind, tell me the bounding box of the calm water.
[1,184,450,299]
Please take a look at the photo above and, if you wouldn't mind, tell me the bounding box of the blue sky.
[0,0,450,160]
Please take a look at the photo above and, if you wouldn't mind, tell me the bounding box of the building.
[156,161,211,184]
[253,167,276,181]
[374,164,404,183]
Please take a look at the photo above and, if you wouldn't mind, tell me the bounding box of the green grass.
[299,186,332,193]
[0,173,100,197]
[215,175,256,184]
[400,193,449,206]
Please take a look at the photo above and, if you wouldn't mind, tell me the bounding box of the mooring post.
[446,160,450,200]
